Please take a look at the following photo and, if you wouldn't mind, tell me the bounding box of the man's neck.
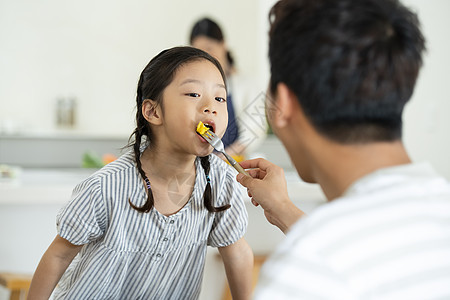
[307,140,412,200]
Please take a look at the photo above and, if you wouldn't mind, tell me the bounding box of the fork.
[200,129,250,176]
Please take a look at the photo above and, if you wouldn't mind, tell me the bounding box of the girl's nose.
[203,107,217,115]
[202,98,217,115]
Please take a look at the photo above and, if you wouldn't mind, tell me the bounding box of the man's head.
[268,0,425,144]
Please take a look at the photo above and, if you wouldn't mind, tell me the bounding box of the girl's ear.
[142,99,162,125]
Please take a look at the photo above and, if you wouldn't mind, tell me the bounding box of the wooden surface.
[0,272,32,300]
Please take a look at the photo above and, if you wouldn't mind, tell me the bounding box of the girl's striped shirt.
[53,151,248,300]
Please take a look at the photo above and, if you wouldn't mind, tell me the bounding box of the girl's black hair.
[128,46,230,213]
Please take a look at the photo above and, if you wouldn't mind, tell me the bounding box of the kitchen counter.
[0,133,128,168]
[0,168,96,204]
[1,168,325,206]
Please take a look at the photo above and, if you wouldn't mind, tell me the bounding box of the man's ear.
[142,99,162,125]
[271,83,296,129]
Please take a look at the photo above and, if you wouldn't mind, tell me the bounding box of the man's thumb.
[236,173,252,187]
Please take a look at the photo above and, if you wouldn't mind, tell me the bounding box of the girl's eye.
[215,97,226,103]
[186,93,200,98]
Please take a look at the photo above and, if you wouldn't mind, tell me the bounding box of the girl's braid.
[200,155,230,212]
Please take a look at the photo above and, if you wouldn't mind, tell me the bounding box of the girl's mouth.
[197,134,208,143]
[196,122,214,143]
[203,123,214,132]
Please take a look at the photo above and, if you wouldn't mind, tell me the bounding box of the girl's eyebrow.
[180,79,226,90]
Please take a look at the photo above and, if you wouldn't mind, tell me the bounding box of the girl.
[28,47,253,300]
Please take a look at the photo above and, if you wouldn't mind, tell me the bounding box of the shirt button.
[156,253,162,257]
[169,220,174,224]
[163,238,168,242]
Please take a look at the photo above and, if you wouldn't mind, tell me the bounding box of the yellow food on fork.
[196,121,250,177]
[196,121,209,135]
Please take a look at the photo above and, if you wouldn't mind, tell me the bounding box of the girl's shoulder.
[87,150,137,181]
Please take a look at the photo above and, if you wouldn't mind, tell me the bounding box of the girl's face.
[152,59,228,157]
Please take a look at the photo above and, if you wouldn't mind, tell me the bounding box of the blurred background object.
[55,97,77,129]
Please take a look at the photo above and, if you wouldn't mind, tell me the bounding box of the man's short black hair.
[269,0,426,143]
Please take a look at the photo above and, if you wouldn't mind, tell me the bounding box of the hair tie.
[206,175,210,184]
[144,177,151,189]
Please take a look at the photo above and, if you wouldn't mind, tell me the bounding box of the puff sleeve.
[207,168,248,247]
[56,176,107,245]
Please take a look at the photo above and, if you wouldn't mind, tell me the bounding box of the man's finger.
[236,173,253,188]
[247,168,267,179]
[239,158,273,172]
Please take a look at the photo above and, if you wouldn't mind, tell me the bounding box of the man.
[237,0,450,298]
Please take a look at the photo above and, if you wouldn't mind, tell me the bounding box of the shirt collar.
[343,162,439,197]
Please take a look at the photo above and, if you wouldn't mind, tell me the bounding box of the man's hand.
[236,158,305,233]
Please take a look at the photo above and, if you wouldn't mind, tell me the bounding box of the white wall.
[0,0,262,137]
[402,0,450,180]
